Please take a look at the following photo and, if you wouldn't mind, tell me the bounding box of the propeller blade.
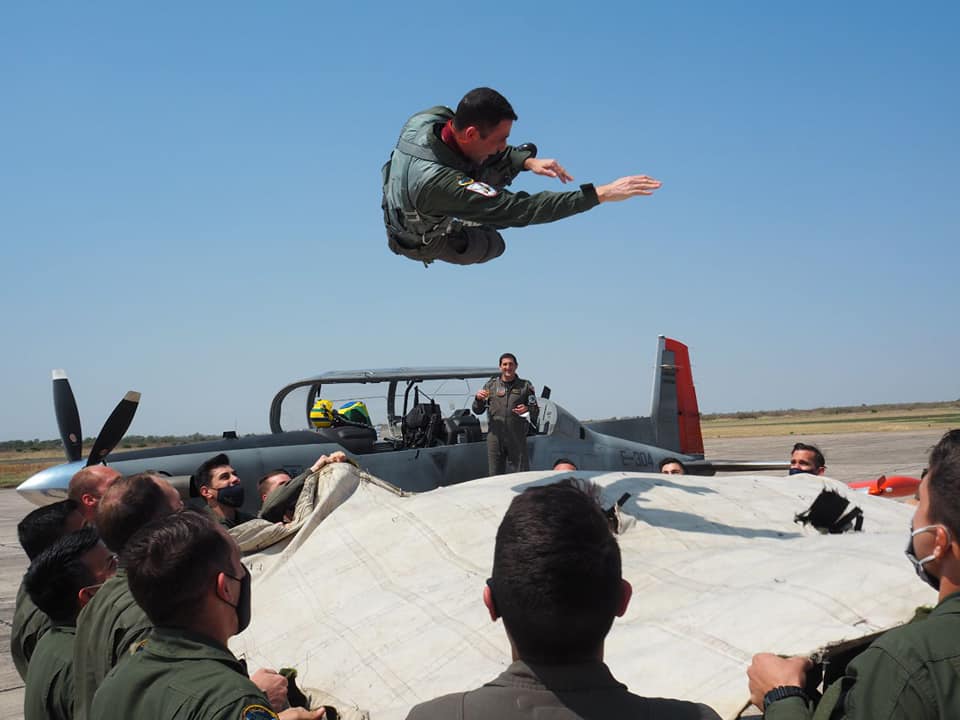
[52,370,83,463]
[86,391,141,466]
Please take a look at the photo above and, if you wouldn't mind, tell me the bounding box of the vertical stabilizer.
[650,336,705,457]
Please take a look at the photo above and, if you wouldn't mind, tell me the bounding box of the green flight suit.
[258,458,360,524]
[382,106,599,265]
[258,468,311,524]
[767,591,960,720]
[406,660,720,720]
[89,626,279,720]
[472,376,539,474]
[72,568,152,720]
[11,580,53,681]
[24,624,75,720]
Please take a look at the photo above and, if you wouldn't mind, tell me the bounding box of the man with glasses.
[23,526,116,720]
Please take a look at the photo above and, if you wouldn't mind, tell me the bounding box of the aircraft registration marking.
[620,450,654,468]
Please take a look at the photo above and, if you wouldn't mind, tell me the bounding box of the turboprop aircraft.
[17,336,786,513]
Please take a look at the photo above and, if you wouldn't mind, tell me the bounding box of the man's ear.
[935,526,954,558]
[81,493,98,508]
[817,468,827,476]
[199,484,214,501]
[215,571,234,604]
[616,579,632,618]
[78,587,96,609]
[483,581,499,622]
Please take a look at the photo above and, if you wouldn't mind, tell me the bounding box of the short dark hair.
[258,468,289,495]
[792,442,825,469]
[194,453,230,491]
[124,509,233,627]
[24,526,101,622]
[658,457,687,472]
[453,88,517,135]
[925,430,960,539]
[97,473,178,554]
[552,458,577,470]
[17,499,81,560]
[490,479,622,663]
[499,352,518,365]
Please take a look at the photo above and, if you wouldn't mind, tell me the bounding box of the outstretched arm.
[596,175,661,202]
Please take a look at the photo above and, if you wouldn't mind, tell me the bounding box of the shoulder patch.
[241,704,279,720]
[457,177,474,187]
[129,638,148,655]
[463,181,499,198]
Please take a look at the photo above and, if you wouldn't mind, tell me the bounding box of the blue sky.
[2,2,957,441]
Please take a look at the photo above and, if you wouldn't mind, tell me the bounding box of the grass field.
[701,406,960,438]
[2,403,957,489]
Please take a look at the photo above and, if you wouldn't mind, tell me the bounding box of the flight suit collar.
[144,626,248,671]
[426,117,475,175]
[932,590,960,616]
[489,659,626,692]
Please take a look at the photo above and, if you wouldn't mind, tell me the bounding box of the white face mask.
[905,524,946,591]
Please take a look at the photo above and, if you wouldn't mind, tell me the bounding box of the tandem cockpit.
[267,367,581,456]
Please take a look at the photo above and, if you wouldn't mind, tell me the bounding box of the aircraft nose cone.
[17,461,84,506]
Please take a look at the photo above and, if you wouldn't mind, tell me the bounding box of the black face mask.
[222,566,252,632]
[789,467,814,475]
[217,484,245,509]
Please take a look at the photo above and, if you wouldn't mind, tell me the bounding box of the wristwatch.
[763,685,810,711]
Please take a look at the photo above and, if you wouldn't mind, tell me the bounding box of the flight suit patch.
[463,181,498,197]
[241,703,279,720]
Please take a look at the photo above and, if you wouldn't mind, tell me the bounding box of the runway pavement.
[0,428,945,719]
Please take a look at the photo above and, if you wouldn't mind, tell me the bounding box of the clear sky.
[2,2,957,442]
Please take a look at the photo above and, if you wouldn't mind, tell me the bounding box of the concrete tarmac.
[0,428,945,718]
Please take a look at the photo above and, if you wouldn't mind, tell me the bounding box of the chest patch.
[241,704,279,720]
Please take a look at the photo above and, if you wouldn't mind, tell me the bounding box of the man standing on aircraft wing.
[382,87,661,266]
[473,353,538,475]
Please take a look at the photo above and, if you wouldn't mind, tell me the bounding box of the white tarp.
[232,466,934,720]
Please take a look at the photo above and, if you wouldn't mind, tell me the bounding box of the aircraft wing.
[233,467,931,720]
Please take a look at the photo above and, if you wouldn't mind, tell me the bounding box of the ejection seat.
[444,409,482,445]
[401,399,445,449]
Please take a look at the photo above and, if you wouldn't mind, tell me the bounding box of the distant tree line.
[702,400,960,421]
[0,433,223,453]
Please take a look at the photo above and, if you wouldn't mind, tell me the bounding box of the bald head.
[97,472,184,554]
[69,465,121,523]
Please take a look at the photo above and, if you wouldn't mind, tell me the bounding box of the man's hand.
[279,708,325,720]
[311,450,349,473]
[475,389,490,402]
[251,668,290,711]
[747,653,812,709]
[596,175,661,202]
[524,157,573,183]
[512,404,528,415]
